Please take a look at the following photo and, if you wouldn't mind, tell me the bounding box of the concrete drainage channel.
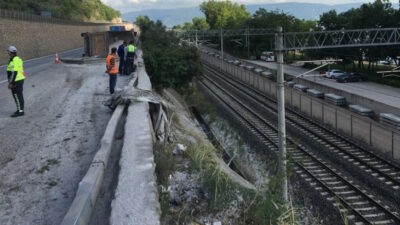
[61,51,161,225]
[61,103,127,225]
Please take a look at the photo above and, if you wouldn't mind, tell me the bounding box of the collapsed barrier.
[61,50,162,225]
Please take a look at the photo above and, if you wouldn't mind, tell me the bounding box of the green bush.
[138,17,203,92]
[0,0,120,21]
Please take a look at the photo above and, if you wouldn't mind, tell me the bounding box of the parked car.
[379,60,391,65]
[336,72,366,83]
[326,69,348,79]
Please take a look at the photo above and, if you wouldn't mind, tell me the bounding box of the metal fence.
[0,8,109,26]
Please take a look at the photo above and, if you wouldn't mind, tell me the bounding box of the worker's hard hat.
[7,46,17,53]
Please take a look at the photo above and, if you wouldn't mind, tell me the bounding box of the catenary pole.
[220,29,224,71]
[195,30,198,47]
[276,26,288,204]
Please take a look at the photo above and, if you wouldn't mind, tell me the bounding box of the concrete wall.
[0,17,133,65]
[202,53,400,161]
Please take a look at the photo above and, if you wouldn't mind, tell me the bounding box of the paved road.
[0,49,131,224]
[0,47,84,84]
[248,60,400,110]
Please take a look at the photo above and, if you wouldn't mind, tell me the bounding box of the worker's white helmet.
[7,46,17,53]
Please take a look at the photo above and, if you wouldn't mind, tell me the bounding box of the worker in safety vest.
[117,41,127,75]
[7,46,25,117]
[106,47,118,94]
[124,40,135,75]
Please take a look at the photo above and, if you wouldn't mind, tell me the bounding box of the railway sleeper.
[200,69,400,224]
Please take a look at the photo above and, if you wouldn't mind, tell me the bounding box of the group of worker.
[105,40,136,94]
[4,40,136,118]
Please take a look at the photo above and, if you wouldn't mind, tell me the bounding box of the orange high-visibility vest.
[106,54,118,74]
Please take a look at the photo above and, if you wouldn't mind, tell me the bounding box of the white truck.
[260,51,275,62]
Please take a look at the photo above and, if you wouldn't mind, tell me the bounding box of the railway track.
[202,64,400,204]
[198,64,400,225]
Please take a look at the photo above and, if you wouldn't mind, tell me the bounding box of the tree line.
[316,0,400,69]
[175,0,400,70]
[0,0,120,21]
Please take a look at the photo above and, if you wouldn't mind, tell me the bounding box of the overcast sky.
[101,0,397,13]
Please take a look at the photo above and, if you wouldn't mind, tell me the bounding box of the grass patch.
[38,159,59,173]
[157,87,318,224]
[185,86,217,122]
[153,142,176,222]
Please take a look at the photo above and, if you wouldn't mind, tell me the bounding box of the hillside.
[122,2,364,27]
[0,0,120,22]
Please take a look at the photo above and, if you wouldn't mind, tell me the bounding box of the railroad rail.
[198,65,400,225]
[202,63,400,205]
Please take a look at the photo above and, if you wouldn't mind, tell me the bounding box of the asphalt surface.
[248,60,400,111]
[0,49,130,225]
[0,47,84,84]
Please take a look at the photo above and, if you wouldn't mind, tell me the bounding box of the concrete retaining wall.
[202,53,400,161]
[0,17,132,65]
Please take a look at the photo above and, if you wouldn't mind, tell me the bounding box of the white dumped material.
[173,144,187,155]
[307,89,324,98]
[285,81,295,87]
[293,84,308,92]
[349,105,374,117]
[380,113,400,130]
[325,93,346,106]
[245,65,255,71]
[261,71,273,78]
[254,68,263,74]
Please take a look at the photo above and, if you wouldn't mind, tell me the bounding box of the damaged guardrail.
[60,77,138,225]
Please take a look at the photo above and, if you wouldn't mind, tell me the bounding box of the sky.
[101,0,397,13]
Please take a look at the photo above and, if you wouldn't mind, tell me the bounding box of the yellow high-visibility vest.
[127,45,135,52]
[7,56,25,82]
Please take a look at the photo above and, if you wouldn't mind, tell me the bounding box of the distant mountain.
[123,7,203,27]
[122,2,365,27]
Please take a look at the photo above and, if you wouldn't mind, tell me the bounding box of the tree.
[139,18,202,91]
[200,0,250,29]
[0,0,120,21]
[136,16,152,33]
[242,9,317,57]
[192,17,210,30]
[316,0,400,69]
[183,22,194,30]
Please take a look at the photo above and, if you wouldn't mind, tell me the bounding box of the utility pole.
[275,26,288,204]
[195,30,198,47]
[247,27,250,59]
[220,29,224,71]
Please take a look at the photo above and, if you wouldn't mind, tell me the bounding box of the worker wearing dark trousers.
[125,41,135,75]
[106,47,118,94]
[118,41,127,75]
[6,46,25,117]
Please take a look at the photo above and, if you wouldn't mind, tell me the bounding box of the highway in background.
[0,47,83,84]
